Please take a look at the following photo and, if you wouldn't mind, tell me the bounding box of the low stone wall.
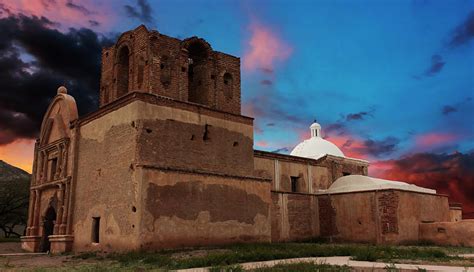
[419,220,474,247]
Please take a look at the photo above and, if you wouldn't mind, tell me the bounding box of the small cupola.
[310,121,322,138]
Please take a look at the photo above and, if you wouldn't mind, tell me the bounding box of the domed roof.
[324,175,436,194]
[290,122,344,160]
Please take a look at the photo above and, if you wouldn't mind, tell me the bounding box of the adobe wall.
[137,167,271,249]
[254,152,369,243]
[72,102,141,252]
[132,99,254,176]
[254,151,368,193]
[449,203,463,222]
[270,192,319,242]
[317,190,450,245]
[71,95,261,251]
[319,192,378,243]
[419,220,474,247]
[387,191,450,244]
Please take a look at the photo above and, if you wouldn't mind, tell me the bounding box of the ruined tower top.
[99,25,241,115]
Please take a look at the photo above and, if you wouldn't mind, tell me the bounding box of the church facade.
[21,26,474,253]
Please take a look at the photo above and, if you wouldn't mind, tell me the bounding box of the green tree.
[0,160,30,238]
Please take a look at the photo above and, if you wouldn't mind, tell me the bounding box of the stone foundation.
[49,235,74,253]
[20,236,41,252]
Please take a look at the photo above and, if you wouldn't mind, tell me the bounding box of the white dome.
[323,175,436,194]
[290,122,344,160]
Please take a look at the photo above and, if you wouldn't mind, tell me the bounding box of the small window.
[290,176,299,192]
[92,217,100,243]
[50,158,58,180]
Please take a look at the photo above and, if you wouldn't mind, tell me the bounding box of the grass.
[3,242,473,271]
[0,237,21,243]
[101,242,464,270]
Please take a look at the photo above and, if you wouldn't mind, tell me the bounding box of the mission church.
[21,25,474,253]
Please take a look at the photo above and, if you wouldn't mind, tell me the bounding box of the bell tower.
[99,25,242,115]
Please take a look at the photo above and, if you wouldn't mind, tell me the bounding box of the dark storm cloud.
[124,0,154,24]
[324,122,346,135]
[66,0,94,16]
[260,79,272,86]
[259,67,273,74]
[442,105,457,115]
[363,137,399,157]
[342,137,399,157]
[441,97,472,116]
[0,108,37,145]
[346,111,372,121]
[424,54,445,76]
[88,20,100,27]
[448,11,474,48]
[381,151,474,217]
[271,147,289,153]
[0,13,113,145]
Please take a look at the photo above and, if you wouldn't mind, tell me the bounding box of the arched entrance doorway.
[40,206,56,252]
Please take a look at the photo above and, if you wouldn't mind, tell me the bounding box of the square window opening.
[290,176,299,193]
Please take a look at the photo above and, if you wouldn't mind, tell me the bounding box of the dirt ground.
[2,242,474,271]
[0,242,114,270]
[0,243,21,254]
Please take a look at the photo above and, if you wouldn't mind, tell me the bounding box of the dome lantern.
[310,121,321,138]
[290,121,345,160]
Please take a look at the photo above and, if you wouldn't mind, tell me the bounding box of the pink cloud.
[255,140,269,148]
[415,132,458,148]
[243,21,292,72]
[1,0,116,31]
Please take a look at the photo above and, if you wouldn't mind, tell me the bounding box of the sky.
[0,0,473,216]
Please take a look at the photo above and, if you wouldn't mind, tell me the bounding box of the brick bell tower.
[99,25,242,115]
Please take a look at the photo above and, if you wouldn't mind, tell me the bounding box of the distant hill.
[0,160,30,182]
[0,160,30,237]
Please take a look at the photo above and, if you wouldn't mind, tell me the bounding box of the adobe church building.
[21,26,474,253]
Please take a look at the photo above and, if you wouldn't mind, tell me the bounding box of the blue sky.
[1,0,473,212]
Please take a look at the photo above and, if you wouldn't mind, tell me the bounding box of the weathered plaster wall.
[134,100,254,176]
[316,190,450,245]
[449,204,463,222]
[73,103,141,252]
[310,165,331,191]
[386,191,450,244]
[270,192,319,242]
[138,168,271,249]
[320,192,378,243]
[419,220,474,247]
[253,152,369,195]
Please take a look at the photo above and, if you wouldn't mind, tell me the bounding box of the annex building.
[21,26,474,253]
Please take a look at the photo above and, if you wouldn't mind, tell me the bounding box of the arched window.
[223,73,233,99]
[187,40,209,104]
[116,46,130,98]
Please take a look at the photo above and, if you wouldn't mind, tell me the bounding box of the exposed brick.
[99,26,241,115]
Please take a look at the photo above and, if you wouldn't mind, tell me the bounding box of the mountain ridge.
[0,160,31,181]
